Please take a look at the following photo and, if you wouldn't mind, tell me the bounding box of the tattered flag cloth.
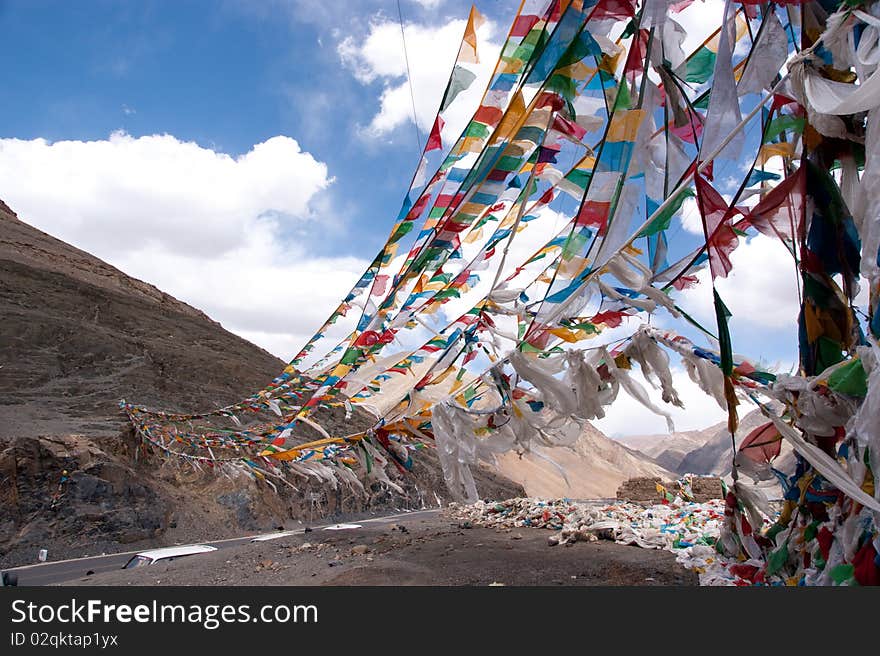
[126,1,879,585]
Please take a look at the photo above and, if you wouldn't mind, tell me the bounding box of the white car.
[122,545,217,569]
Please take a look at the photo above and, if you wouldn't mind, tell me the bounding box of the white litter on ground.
[446,497,768,586]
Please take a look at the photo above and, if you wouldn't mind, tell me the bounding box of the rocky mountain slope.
[0,200,522,567]
[618,428,716,473]
[675,409,783,477]
[620,407,795,479]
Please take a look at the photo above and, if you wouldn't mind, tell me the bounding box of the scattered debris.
[446,495,766,585]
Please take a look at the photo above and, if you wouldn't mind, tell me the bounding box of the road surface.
[3,508,440,586]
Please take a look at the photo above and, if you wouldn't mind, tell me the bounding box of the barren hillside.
[0,200,522,567]
[618,424,724,474]
[493,422,675,499]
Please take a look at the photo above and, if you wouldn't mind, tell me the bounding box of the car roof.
[133,545,218,559]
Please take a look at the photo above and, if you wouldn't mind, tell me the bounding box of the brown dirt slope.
[493,422,676,499]
[0,199,284,435]
[0,200,523,567]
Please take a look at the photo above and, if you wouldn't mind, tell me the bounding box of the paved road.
[3,508,440,586]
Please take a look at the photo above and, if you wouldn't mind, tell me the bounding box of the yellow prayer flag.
[557,255,590,278]
[607,109,646,143]
[758,141,796,165]
[499,57,523,75]
[464,227,484,243]
[460,201,484,216]
[489,91,527,146]
[461,136,485,152]
[556,60,596,82]
[460,6,486,64]
[549,327,581,343]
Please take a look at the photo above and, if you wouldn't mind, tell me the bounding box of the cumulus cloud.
[674,0,728,55]
[678,234,801,329]
[338,16,501,142]
[678,196,704,234]
[0,132,368,360]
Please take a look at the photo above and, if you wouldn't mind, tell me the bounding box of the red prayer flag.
[590,310,628,327]
[738,421,782,463]
[575,200,611,233]
[552,114,587,141]
[591,0,637,20]
[427,115,444,151]
[510,14,540,37]
[474,105,504,127]
[406,193,431,220]
[695,174,742,279]
[670,112,705,144]
[744,167,805,242]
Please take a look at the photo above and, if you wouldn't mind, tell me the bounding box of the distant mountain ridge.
[618,425,720,473]
[619,407,793,478]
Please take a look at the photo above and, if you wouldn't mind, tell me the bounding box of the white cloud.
[0,132,332,257]
[679,195,703,234]
[593,367,728,437]
[0,132,369,360]
[678,233,801,329]
[675,0,728,56]
[338,16,501,143]
[412,0,444,8]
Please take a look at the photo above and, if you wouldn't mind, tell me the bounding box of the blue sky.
[0,0,510,353]
[0,0,834,435]
[0,0,497,256]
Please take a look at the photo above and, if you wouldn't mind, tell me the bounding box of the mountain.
[618,423,726,474]
[0,200,286,437]
[620,406,795,479]
[493,421,676,499]
[0,201,522,566]
[676,409,777,476]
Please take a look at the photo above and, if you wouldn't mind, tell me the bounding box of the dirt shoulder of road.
[64,511,696,586]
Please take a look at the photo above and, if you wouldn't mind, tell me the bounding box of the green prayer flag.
[713,290,734,376]
[465,120,491,139]
[612,81,631,111]
[685,46,716,84]
[390,220,414,243]
[764,115,805,143]
[829,563,855,584]
[496,155,522,171]
[766,541,789,576]
[638,188,695,237]
[547,72,577,102]
[561,230,588,259]
[566,169,591,190]
[826,358,868,397]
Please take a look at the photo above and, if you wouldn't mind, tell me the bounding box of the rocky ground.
[65,511,696,586]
